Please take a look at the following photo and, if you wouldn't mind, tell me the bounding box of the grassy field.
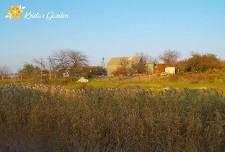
[1,72,225,92]
[62,72,225,93]
[67,78,225,90]
[61,73,225,94]
[0,85,224,152]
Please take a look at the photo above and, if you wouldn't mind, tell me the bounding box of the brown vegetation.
[0,85,224,152]
[176,53,223,73]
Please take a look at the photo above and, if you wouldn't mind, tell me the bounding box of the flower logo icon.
[5,5,26,19]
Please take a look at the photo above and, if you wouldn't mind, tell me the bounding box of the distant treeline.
[0,49,225,80]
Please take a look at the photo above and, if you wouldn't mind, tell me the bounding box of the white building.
[165,67,176,75]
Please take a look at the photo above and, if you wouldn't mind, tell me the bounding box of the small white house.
[165,67,176,75]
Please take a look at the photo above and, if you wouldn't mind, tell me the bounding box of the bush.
[176,53,223,72]
[66,66,106,78]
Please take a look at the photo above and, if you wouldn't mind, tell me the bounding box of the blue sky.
[1,0,225,72]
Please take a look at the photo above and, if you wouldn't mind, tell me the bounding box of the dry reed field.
[0,85,225,152]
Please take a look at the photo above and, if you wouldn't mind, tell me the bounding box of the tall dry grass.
[0,85,224,152]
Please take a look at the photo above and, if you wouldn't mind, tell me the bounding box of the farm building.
[107,56,144,76]
[155,64,175,74]
[165,67,176,74]
[146,63,156,75]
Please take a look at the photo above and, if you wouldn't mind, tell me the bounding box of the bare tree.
[146,56,158,64]
[136,52,158,64]
[51,49,88,71]
[51,50,70,70]
[66,50,88,68]
[33,58,48,70]
[160,50,180,64]
[0,66,11,80]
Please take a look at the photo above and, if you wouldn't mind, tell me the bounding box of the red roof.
[155,64,173,73]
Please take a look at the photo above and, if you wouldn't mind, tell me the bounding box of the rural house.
[146,63,176,75]
[155,64,175,74]
[107,56,144,76]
